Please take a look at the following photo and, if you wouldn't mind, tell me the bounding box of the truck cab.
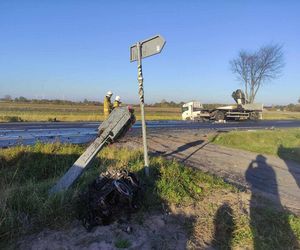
[182,101,203,120]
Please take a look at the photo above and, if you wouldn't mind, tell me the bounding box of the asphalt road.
[0,119,300,148]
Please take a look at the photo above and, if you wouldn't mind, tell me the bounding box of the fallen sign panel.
[49,107,135,194]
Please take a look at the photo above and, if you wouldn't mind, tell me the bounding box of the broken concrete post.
[49,107,135,194]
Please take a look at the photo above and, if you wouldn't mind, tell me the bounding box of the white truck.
[182,90,263,121]
[182,101,204,121]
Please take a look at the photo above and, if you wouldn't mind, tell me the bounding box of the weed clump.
[1,116,23,122]
[114,238,131,248]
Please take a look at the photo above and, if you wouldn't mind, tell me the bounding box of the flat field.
[1,101,300,122]
[0,101,181,122]
[263,110,300,120]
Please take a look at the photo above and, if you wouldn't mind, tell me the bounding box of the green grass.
[211,128,300,163]
[114,238,131,248]
[0,143,299,249]
[249,207,300,250]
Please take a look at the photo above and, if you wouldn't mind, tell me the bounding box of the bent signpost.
[130,35,166,176]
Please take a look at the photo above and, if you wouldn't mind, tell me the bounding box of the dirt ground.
[119,130,300,215]
[17,212,188,250]
[16,189,251,250]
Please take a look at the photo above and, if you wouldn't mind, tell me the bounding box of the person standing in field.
[103,91,113,120]
[113,96,122,109]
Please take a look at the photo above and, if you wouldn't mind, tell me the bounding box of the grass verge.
[0,143,299,249]
[211,128,300,163]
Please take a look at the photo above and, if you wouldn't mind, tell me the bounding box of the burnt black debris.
[78,170,140,231]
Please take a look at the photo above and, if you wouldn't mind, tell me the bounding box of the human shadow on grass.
[245,154,299,249]
[212,202,235,250]
[277,144,300,188]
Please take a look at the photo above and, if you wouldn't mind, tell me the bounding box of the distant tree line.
[150,99,184,108]
[0,96,185,107]
[0,95,103,105]
[286,104,300,112]
[1,95,300,111]
[266,104,300,112]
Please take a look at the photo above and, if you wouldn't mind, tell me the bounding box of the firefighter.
[103,90,113,120]
[113,96,122,109]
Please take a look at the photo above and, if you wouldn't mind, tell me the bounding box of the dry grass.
[0,102,181,122]
[263,110,300,120]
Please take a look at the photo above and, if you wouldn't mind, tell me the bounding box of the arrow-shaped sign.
[130,35,166,62]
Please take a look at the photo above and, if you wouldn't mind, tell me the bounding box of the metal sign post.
[136,42,149,176]
[130,35,166,176]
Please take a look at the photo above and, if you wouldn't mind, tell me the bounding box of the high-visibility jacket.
[113,100,121,108]
[103,96,112,120]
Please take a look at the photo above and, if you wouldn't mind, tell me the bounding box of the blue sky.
[0,0,299,105]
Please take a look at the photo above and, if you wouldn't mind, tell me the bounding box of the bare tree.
[3,95,12,101]
[230,44,284,103]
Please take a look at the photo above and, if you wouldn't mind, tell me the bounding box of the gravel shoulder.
[120,130,300,215]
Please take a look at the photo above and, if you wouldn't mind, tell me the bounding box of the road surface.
[0,120,299,147]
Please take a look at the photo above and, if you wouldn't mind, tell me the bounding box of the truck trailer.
[182,89,263,121]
